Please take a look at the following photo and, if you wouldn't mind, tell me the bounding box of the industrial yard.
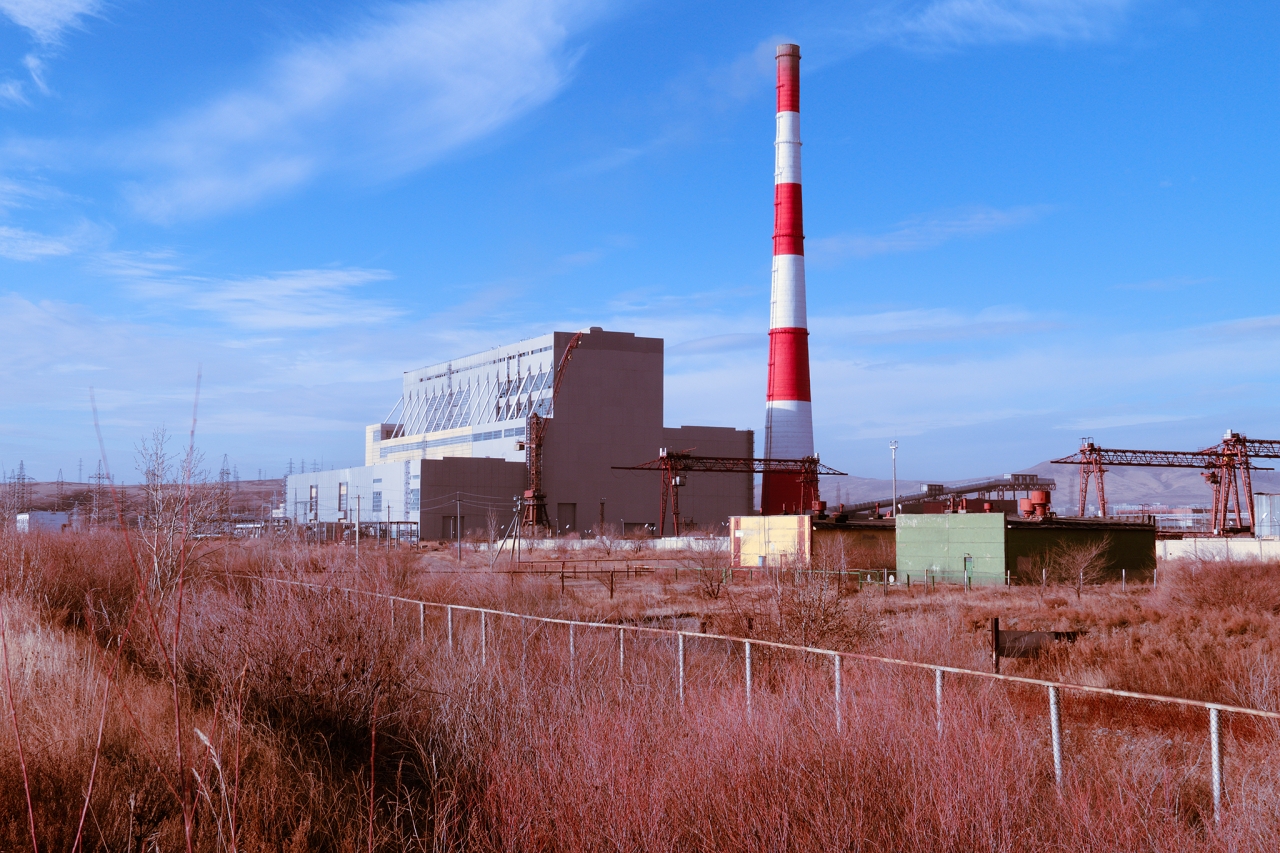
[1,3,1277,851]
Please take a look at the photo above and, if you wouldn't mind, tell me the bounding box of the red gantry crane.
[520,331,584,534]
[1052,434,1278,533]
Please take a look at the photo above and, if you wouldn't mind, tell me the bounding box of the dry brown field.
[1,529,1278,851]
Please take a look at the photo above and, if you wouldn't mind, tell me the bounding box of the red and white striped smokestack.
[762,43,814,516]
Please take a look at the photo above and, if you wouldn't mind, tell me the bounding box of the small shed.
[730,515,812,566]
[14,511,71,533]
[730,515,895,568]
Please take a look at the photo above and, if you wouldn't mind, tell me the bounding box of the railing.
[255,576,1279,824]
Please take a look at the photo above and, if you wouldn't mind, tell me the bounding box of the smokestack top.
[776,44,800,114]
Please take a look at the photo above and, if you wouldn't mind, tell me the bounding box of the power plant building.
[287,328,753,539]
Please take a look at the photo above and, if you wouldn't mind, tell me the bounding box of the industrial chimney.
[762,43,815,515]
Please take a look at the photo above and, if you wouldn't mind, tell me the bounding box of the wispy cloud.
[1206,314,1280,338]
[1057,412,1195,430]
[0,223,79,259]
[810,204,1051,261]
[121,0,607,221]
[0,0,100,45]
[813,306,1040,341]
[893,0,1135,46]
[102,253,402,331]
[0,0,102,102]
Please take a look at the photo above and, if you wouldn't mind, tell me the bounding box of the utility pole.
[356,494,361,563]
[890,441,899,519]
[514,495,523,567]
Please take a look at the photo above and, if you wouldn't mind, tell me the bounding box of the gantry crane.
[1052,435,1277,533]
[1210,433,1280,532]
[520,331,584,534]
[614,450,846,536]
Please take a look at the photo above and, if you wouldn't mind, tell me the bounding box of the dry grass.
[1,529,1279,850]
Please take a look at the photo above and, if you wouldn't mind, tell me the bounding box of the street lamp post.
[889,441,899,519]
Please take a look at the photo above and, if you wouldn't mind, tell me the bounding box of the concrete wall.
[286,456,525,540]
[542,329,665,534]
[1157,538,1280,561]
[662,425,754,532]
[731,515,811,567]
[420,456,526,540]
[896,514,1006,585]
[1006,520,1156,581]
[812,522,896,569]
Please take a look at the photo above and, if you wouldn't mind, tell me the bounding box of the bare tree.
[135,427,216,598]
[1032,535,1112,599]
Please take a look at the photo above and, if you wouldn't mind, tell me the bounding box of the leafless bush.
[680,537,732,600]
[725,558,879,650]
[1029,535,1112,599]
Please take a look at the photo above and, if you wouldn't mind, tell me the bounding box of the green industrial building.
[895,513,1157,586]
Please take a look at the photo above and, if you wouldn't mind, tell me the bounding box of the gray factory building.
[287,328,753,539]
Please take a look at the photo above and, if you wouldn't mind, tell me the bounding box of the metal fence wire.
[259,577,1279,824]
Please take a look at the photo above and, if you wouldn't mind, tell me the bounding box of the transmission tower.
[90,460,110,528]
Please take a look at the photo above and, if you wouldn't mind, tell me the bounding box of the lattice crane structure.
[614,450,846,536]
[1052,434,1280,533]
[520,331,584,534]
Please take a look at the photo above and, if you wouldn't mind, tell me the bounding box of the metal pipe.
[618,627,625,681]
[745,640,753,719]
[890,440,898,519]
[569,622,576,685]
[446,605,453,652]
[480,610,487,667]
[1211,707,1223,823]
[418,602,425,642]
[1049,685,1063,788]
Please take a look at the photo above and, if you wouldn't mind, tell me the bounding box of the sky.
[0,0,1276,485]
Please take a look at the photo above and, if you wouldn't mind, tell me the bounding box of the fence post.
[1210,707,1223,824]
[1121,567,1126,592]
[934,668,943,736]
[677,633,685,705]
[418,602,424,642]
[480,611,487,667]
[447,606,454,652]
[1049,686,1063,789]
[744,640,753,719]
[389,598,395,631]
[618,627,625,681]
[569,623,576,685]
[832,653,842,733]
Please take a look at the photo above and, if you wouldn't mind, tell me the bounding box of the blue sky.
[0,0,1276,484]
